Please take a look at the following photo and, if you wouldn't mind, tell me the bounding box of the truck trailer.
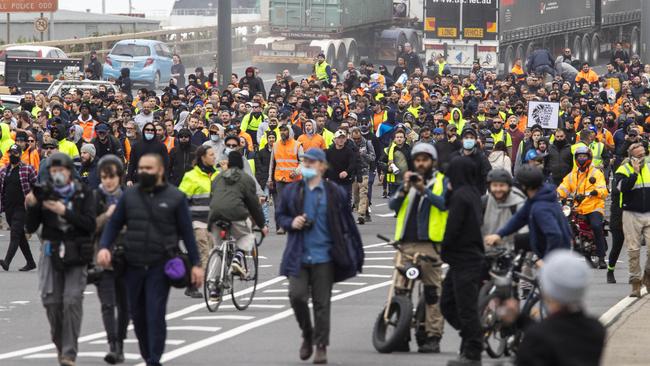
[421,0,641,74]
[251,0,421,71]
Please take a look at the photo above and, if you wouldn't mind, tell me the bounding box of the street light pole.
[217,0,232,88]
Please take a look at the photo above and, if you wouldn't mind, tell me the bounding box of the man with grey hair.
[516,250,606,366]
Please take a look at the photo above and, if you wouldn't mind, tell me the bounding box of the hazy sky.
[59,0,175,14]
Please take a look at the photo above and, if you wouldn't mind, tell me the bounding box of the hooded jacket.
[169,131,197,186]
[497,183,572,258]
[481,187,527,248]
[126,122,170,183]
[239,67,265,98]
[448,108,466,132]
[207,167,264,227]
[0,123,14,154]
[442,156,484,266]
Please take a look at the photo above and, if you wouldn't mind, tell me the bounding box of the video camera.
[32,182,60,202]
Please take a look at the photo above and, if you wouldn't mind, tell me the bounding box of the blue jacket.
[497,183,571,258]
[526,49,555,73]
[276,180,364,282]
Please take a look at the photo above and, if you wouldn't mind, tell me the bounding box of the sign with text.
[0,0,58,12]
[527,101,560,129]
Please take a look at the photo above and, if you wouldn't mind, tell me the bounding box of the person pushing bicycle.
[208,151,268,292]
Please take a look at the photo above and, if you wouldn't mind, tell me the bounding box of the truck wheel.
[504,45,515,73]
[326,44,336,68]
[573,36,582,63]
[591,34,600,64]
[631,27,640,56]
[347,40,359,65]
[336,42,347,71]
[515,44,525,64]
[408,32,420,53]
[582,35,591,64]
[525,42,534,61]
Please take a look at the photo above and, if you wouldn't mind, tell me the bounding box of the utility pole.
[102,0,106,14]
[6,14,10,44]
[642,0,650,62]
[217,0,232,88]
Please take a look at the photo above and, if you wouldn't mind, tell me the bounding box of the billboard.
[424,0,497,40]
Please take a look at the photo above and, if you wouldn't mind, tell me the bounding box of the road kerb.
[599,288,649,327]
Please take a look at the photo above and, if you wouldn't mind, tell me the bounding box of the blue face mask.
[144,133,155,141]
[302,167,318,181]
[463,138,476,150]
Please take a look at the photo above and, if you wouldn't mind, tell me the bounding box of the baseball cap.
[433,127,444,135]
[303,148,326,162]
[348,112,358,120]
[334,130,347,138]
[8,144,21,155]
[96,123,110,133]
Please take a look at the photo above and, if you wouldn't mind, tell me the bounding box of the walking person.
[276,148,364,364]
[268,124,303,234]
[92,155,128,364]
[351,127,375,224]
[25,153,97,366]
[97,153,204,366]
[0,144,37,271]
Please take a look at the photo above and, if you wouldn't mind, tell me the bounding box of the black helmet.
[48,152,74,171]
[515,165,544,190]
[487,169,513,185]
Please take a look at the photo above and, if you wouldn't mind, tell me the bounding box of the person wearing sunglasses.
[169,128,197,187]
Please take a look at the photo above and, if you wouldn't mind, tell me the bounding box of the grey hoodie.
[481,186,528,248]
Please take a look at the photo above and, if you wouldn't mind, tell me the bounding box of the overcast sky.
[59,0,175,15]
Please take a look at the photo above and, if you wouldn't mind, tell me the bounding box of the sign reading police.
[527,101,559,129]
[0,0,58,12]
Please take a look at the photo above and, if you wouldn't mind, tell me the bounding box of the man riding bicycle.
[388,142,447,353]
[208,151,268,298]
[556,146,609,268]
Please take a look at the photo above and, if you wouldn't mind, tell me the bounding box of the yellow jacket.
[557,166,608,215]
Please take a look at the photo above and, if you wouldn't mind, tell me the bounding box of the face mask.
[9,155,20,164]
[509,123,517,129]
[210,134,220,142]
[269,124,278,130]
[576,156,591,170]
[301,167,318,181]
[144,133,155,141]
[138,172,157,190]
[463,138,476,150]
[281,134,289,141]
[224,147,233,156]
[51,171,67,187]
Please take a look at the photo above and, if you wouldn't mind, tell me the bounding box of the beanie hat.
[539,249,590,306]
[81,143,96,160]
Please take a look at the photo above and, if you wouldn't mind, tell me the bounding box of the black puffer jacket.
[169,140,197,186]
[126,122,170,182]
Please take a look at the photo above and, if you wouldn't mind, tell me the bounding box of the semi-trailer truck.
[422,0,642,74]
[250,0,422,71]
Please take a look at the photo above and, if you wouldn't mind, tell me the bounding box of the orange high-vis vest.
[79,119,97,142]
[273,139,301,182]
[164,136,175,153]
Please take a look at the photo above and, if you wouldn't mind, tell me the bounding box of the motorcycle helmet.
[574,146,592,171]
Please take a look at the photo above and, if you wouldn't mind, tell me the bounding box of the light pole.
[217,0,232,88]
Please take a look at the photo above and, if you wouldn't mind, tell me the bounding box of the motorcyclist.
[556,146,609,268]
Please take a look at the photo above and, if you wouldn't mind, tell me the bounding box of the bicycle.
[479,247,546,358]
[372,234,443,353]
[203,221,265,312]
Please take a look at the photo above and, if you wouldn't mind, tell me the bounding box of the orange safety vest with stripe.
[556,165,608,215]
[273,139,302,182]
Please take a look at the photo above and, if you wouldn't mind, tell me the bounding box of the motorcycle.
[561,196,609,268]
[371,235,442,353]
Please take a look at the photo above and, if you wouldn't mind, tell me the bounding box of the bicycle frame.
[383,250,427,322]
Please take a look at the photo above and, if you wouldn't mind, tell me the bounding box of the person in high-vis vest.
[268,124,304,234]
[314,52,331,84]
[434,54,450,76]
[489,118,513,156]
[570,129,591,168]
[240,102,267,148]
[384,130,411,196]
[556,146,608,269]
[389,142,447,353]
[178,145,218,298]
[615,143,650,297]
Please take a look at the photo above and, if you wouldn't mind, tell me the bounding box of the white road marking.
[363,242,389,249]
[358,274,392,278]
[24,352,141,360]
[364,250,396,254]
[374,203,388,207]
[9,301,29,305]
[167,326,222,332]
[83,291,95,295]
[144,281,392,366]
[600,287,649,326]
[259,264,273,268]
[363,265,393,269]
[365,257,394,261]
[183,315,255,321]
[332,289,341,294]
[249,296,287,301]
[89,339,186,346]
[263,289,288,293]
[336,282,367,286]
[376,213,394,217]
[0,276,287,360]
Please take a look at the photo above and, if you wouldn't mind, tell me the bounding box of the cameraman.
[389,143,448,353]
[25,153,97,366]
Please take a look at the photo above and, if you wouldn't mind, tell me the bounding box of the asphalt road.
[0,186,634,366]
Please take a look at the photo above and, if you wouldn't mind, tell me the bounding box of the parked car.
[102,39,173,89]
[46,79,117,98]
[0,45,68,59]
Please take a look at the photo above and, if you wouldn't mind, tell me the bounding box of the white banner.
[527,101,560,129]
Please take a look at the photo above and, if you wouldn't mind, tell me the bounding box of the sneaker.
[597,258,607,270]
[357,216,365,225]
[607,270,616,284]
[231,254,247,277]
[209,288,221,301]
[184,287,203,299]
[382,191,388,198]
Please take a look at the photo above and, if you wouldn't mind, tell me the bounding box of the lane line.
[365,257,394,261]
[335,282,367,286]
[363,242,389,249]
[358,274,392,278]
[9,301,29,305]
[89,339,186,346]
[184,315,255,321]
[263,289,288,293]
[167,326,222,332]
[0,276,287,360]
[376,213,394,218]
[364,250,396,254]
[363,265,393,269]
[247,296,288,301]
[146,281,392,365]
[25,352,141,360]
[374,203,387,207]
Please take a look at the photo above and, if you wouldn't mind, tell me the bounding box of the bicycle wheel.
[204,248,225,312]
[372,295,413,353]
[509,291,545,355]
[231,245,259,310]
[478,282,507,358]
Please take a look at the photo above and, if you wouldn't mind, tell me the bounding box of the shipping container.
[270,0,393,38]
[499,0,594,43]
[600,0,641,26]
[424,0,497,41]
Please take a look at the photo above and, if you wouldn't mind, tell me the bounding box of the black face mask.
[9,154,20,164]
[554,139,567,148]
[269,124,278,130]
[138,172,157,190]
[51,130,61,140]
[509,123,517,129]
